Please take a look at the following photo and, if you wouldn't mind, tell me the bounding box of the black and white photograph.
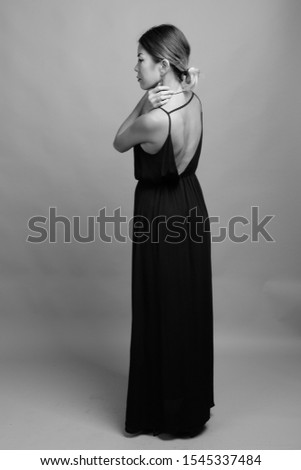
[0,0,300,462]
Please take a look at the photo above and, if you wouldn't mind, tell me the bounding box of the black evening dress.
[125,91,215,437]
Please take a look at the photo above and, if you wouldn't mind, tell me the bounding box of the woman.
[113,24,215,438]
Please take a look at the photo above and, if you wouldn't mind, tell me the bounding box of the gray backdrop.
[0,0,300,450]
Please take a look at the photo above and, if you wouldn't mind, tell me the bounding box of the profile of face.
[134,44,163,90]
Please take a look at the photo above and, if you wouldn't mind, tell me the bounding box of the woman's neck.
[160,75,183,93]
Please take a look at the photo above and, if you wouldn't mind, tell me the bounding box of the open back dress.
[125,90,215,437]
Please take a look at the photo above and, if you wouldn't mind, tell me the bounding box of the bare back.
[139,91,203,176]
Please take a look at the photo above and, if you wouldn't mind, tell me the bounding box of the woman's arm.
[113,85,173,153]
[113,111,162,154]
[113,92,148,148]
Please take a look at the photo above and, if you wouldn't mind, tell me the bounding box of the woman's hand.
[141,82,174,114]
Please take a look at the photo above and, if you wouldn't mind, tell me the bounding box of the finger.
[160,95,173,102]
[162,90,174,97]
[161,89,174,94]
[157,85,171,91]
[159,99,169,106]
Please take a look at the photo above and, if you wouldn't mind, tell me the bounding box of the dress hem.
[125,405,214,438]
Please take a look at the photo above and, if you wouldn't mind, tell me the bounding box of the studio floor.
[1,331,300,450]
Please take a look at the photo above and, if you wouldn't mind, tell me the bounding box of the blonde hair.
[182,66,201,91]
[138,24,202,91]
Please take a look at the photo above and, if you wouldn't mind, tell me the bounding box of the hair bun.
[181,66,203,90]
[187,66,200,76]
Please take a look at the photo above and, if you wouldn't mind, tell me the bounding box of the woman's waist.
[136,170,196,185]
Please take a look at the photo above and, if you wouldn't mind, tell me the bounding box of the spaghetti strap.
[169,91,195,114]
[195,94,203,137]
[158,107,171,135]
[193,92,203,114]
[192,93,203,130]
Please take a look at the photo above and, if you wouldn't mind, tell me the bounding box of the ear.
[161,58,170,71]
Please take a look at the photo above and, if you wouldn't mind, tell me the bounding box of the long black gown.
[125,91,215,437]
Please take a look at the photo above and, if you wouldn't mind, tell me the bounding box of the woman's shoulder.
[136,108,169,142]
[145,107,170,126]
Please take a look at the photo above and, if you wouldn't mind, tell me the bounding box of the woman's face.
[134,44,161,89]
